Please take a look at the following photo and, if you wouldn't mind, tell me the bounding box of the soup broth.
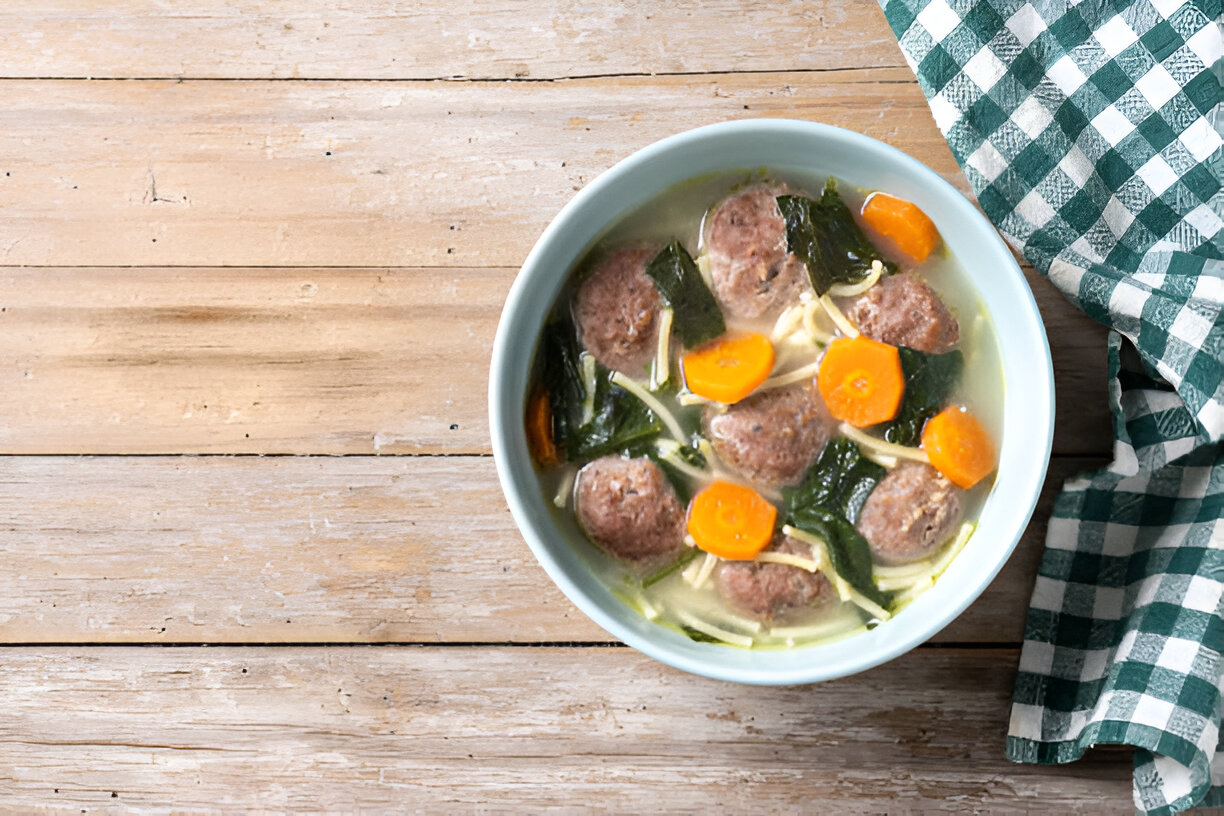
[529,169,1003,649]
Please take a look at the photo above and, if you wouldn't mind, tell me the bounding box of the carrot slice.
[525,387,558,466]
[922,405,996,488]
[861,192,939,263]
[816,335,904,427]
[686,481,778,561]
[681,332,775,404]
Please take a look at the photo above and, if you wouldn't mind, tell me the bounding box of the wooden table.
[0,2,1139,811]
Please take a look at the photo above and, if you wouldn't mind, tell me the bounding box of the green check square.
[1105,241,1143,270]
[1177,675,1218,715]
[1114,661,1157,693]
[1097,149,1136,189]
[1136,114,1179,152]
[968,93,1009,133]
[1013,141,1059,179]
[1090,62,1131,101]
[1060,188,1102,232]
[1055,99,1093,139]
[1179,165,1219,201]
[1167,546,1207,575]
[975,183,1011,222]
[883,0,917,36]
[1182,71,1217,115]
[919,44,961,93]
[1012,50,1045,90]
[1135,199,1182,237]
[1044,675,1084,712]
[960,2,1005,43]
[1140,20,1183,60]
[1143,602,1186,636]
[1048,8,1092,50]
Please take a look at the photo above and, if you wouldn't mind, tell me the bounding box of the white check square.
[1184,204,1223,241]
[1095,15,1139,58]
[1059,144,1094,186]
[964,46,1008,91]
[1186,22,1223,69]
[1169,305,1214,352]
[1006,5,1047,48]
[1157,637,1203,675]
[928,92,962,132]
[1048,55,1089,96]
[1179,118,1222,162]
[1102,196,1136,238]
[1091,104,1136,147]
[1150,0,1186,18]
[966,140,1008,183]
[1132,697,1176,731]
[916,0,961,41]
[1018,188,1057,227]
[1134,63,1182,110]
[1013,96,1053,139]
[1136,154,1180,196]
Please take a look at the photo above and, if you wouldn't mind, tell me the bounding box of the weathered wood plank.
[0,646,1132,811]
[0,455,1101,645]
[0,1,903,80]
[0,266,1110,455]
[0,267,504,455]
[0,72,960,268]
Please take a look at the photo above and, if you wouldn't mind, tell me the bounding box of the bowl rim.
[489,117,1054,685]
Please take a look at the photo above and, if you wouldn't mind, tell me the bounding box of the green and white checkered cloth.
[874,0,1223,812]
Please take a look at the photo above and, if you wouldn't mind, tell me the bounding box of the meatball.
[849,272,960,353]
[575,455,685,567]
[716,534,834,621]
[574,247,661,375]
[857,462,962,566]
[704,184,811,320]
[703,383,835,489]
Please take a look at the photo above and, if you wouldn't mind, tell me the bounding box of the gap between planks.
[0,67,908,83]
[0,641,1023,649]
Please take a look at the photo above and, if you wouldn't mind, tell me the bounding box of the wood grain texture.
[0,266,1110,455]
[0,455,1102,645]
[0,646,1131,811]
[0,73,961,268]
[0,1,904,80]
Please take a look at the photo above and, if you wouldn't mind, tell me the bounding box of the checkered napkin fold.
[874,0,1223,812]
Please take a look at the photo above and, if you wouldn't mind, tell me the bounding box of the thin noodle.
[819,294,859,338]
[828,259,884,297]
[839,423,930,463]
[757,360,822,391]
[652,307,673,389]
[610,371,689,443]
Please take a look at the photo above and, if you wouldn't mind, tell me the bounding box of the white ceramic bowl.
[489,119,1053,685]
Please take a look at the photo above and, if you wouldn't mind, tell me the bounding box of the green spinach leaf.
[876,347,963,447]
[788,504,889,608]
[539,317,664,461]
[784,438,890,608]
[777,178,894,296]
[644,240,726,348]
[540,317,588,457]
[569,366,662,461]
[680,625,723,644]
[784,437,886,525]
